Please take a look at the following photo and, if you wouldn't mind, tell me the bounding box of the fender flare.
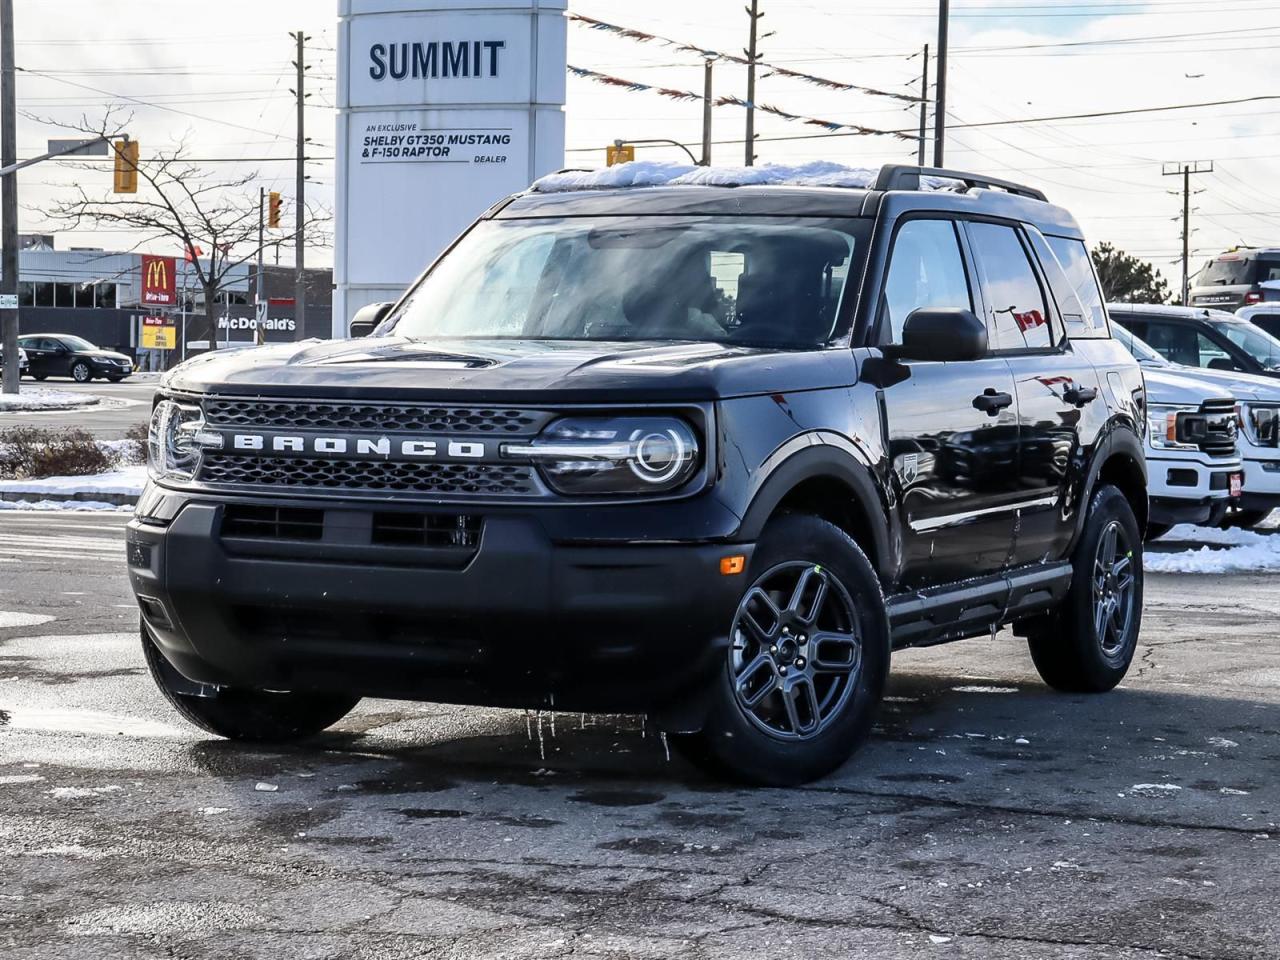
[735,432,894,584]
[1073,421,1147,547]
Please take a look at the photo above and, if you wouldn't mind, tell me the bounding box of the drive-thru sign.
[334,0,567,337]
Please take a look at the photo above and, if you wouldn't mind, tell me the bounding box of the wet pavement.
[1,511,1277,958]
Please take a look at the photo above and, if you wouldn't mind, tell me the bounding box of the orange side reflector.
[720,554,746,575]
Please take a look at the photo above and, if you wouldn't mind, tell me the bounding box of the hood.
[1156,362,1280,402]
[85,349,131,361]
[160,336,858,402]
[1142,367,1234,406]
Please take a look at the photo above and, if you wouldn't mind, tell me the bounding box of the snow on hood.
[1141,367,1234,406]
[532,160,962,193]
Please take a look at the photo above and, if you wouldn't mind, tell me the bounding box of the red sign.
[141,254,176,306]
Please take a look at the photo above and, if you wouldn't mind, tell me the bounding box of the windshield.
[1111,321,1169,366]
[59,335,97,351]
[386,216,867,348]
[1210,319,1280,370]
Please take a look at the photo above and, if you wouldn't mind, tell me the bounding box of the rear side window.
[1044,235,1108,339]
[1248,311,1280,339]
[880,218,972,344]
[966,222,1055,351]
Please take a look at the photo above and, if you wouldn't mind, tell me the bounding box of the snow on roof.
[531,160,961,194]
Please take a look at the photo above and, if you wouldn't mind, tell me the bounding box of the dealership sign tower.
[335,0,567,336]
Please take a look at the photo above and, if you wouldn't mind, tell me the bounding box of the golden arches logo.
[145,259,168,289]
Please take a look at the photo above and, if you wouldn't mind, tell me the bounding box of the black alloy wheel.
[730,562,862,741]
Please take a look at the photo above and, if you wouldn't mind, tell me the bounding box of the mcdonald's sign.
[141,254,176,306]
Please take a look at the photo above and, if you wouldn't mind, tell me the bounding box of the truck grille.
[202,398,546,434]
[199,455,537,496]
[1197,399,1239,458]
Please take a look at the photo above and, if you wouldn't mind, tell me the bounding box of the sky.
[7,0,1280,287]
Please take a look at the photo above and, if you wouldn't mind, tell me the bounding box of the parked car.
[16,334,133,382]
[1237,302,1280,342]
[1188,247,1280,310]
[1108,303,1280,378]
[1112,318,1280,529]
[0,345,28,378]
[128,163,1147,786]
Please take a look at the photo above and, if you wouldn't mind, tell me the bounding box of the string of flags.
[568,13,922,105]
[566,65,918,141]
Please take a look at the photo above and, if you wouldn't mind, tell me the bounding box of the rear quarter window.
[1044,235,1109,339]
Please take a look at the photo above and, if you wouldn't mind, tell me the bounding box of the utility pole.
[291,31,308,337]
[256,186,265,346]
[933,0,949,167]
[1162,160,1213,305]
[701,59,713,166]
[743,0,764,167]
[1,0,17,394]
[917,44,929,167]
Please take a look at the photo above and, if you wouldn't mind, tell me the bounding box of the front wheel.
[70,361,92,383]
[142,626,359,741]
[672,514,890,786]
[1026,485,1143,693]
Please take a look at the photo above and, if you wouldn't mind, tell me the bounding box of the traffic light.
[267,191,282,229]
[113,140,138,194]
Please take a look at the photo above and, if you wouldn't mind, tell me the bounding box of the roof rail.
[874,164,1048,202]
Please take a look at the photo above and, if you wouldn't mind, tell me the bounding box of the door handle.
[972,388,1013,416]
[1063,384,1098,407]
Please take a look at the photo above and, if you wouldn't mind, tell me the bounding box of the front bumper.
[1240,452,1280,511]
[1147,450,1240,526]
[127,496,754,713]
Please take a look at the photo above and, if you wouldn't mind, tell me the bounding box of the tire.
[1027,485,1143,693]
[1144,521,1173,542]
[1226,508,1272,529]
[141,625,359,742]
[107,375,126,383]
[672,514,890,786]
[33,373,47,381]
[70,361,92,383]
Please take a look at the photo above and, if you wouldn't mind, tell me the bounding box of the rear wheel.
[142,625,359,741]
[672,514,889,786]
[1027,485,1143,693]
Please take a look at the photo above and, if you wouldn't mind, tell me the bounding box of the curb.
[0,397,103,414]
[0,490,138,507]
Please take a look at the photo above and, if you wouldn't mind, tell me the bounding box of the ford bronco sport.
[128,163,1147,786]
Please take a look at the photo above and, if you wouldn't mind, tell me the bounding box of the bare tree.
[43,115,329,348]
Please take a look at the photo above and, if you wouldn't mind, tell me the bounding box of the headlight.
[1239,403,1280,447]
[147,399,220,481]
[1146,403,1203,450]
[504,416,700,495]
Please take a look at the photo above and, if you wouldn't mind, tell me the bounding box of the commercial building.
[0,243,333,366]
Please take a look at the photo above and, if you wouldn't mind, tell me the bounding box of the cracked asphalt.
[1,511,1277,959]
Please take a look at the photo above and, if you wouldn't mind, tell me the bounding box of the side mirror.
[883,307,988,363]
[348,301,393,339]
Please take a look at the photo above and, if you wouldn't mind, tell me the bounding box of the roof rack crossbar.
[873,164,1048,202]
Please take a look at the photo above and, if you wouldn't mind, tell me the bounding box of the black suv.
[127,165,1147,785]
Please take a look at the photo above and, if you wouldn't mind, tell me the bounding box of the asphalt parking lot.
[1,511,1276,959]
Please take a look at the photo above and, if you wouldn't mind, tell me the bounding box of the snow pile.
[532,160,961,193]
[0,465,146,498]
[0,388,101,412]
[0,499,131,512]
[1147,524,1280,574]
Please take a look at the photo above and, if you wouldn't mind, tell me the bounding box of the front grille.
[199,454,537,496]
[203,398,546,434]
[1197,399,1239,458]
[222,505,325,541]
[372,512,482,548]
